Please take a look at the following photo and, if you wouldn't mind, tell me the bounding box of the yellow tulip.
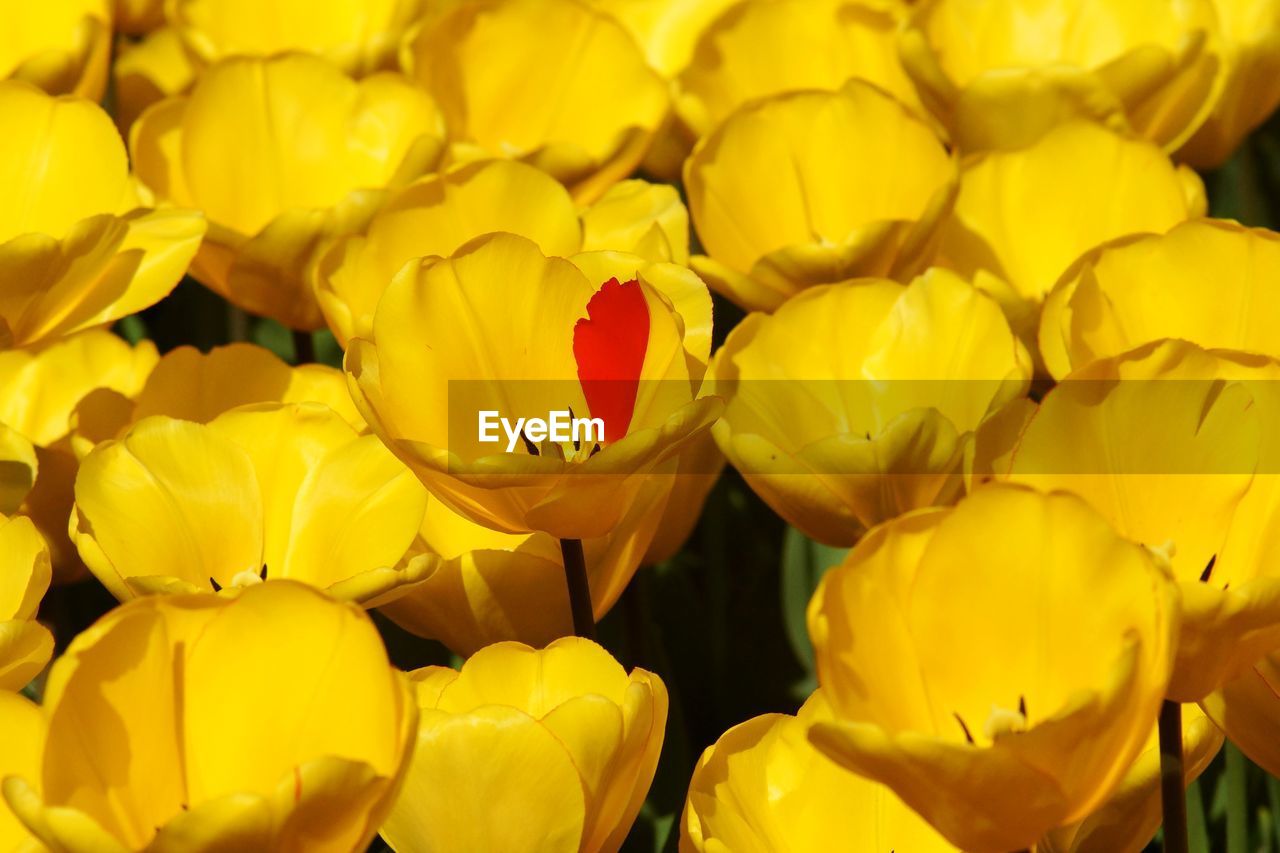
[590,0,740,77]
[346,232,721,540]
[0,692,43,851]
[0,0,111,99]
[0,424,37,517]
[707,269,1030,546]
[1041,705,1222,853]
[1040,219,1280,379]
[2,580,416,853]
[381,637,666,853]
[640,426,724,565]
[0,330,158,580]
[985,340,1280,701]
[899,0,1221,152]
[0,82,205,350]
[938,120,1205,342]
[72,403,427,606]
[1203,653,1280,777]
[681,690,956,852]
[807,484,1179,853]
[684,81,956,313]
[315,158,689,346]
[112,27,198,133]
[1178,0,1280,167]
[404,0,669,202]
[674,0,920,143]
[113,0,163,33]
[381,480,667,655]
[0,515,52,692]
[130,53,446,330]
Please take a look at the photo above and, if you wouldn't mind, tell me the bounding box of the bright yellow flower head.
[681,690,957,852]
[0,330,159,580]
[1040,704,1222,853]
[900,0,1221,152]
[0,0,111,99]
[708,269,1031,546]
[316,158,689,346]
[0,423,37,517]
[1178,0,1280,167]
[381,481,668,655]
[404,0,669,203]
[1041,219,1280,379]
[346,232,721,540]
[0,515,53,692]
[0,692,44,850]
[130,53,446,330]
[1203,653,1280,778]
[0,82,205,350]
[674,0,920,143]
[984,340,1280,701]
[684,81,956,313]
[71,403,427,606]
[807,484,1179,853]
[2,580,416,853]
[112,27,199,133]
[589,0,740,77]
[381,638,666,853]
[938,120,1205,342]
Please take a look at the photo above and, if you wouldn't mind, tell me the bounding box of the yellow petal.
[0,423,37,514]
[112,26,198,133]
[0,692,45,851]
[0,1,111,99]
[589,0,740,77]
[579,179,689,265]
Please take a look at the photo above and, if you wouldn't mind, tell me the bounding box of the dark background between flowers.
[31,112,1280,853]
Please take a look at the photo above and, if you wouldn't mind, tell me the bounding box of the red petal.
[573,278,650,442]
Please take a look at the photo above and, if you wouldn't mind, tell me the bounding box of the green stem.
[1159,700,1189,853]
[559,538,596,640]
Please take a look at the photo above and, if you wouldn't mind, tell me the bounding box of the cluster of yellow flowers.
[3,0,1280,851]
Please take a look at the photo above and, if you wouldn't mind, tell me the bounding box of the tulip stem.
[292,330,314,365]
[559,538,596,640]
[1159,699,1189,853]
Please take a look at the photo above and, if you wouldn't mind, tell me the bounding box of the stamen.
[953,712,975,744]
[521,430,539,456]
[210,576,223,592]
[1200,554,1216,582]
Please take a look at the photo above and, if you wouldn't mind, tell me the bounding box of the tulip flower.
[587,0,737,78]
[1040,219,1280,379]
[0,424,37,517]
[938,121,1205,342]
[640,427,724,565]
[3,581,417,853]
[1,1,111,99]
[0,330,158,580]
[1040,705,1222,853]
[404,0,669,202]
[0,692,43,850]
[315,159,689,346]
[0,82,205,350]
[899,0,1221,152]
[807,484,1179,852]
[0,515,53,692]
[130,53,446,330]
[984,340,1280,701]
[1202,652,1280,777]
[707,269,1030,546]
[681,690,957,852]
[1178,0,1280,167]
[381,637,666,853]
[684,81,957,313]
[72,403,427,606]
[346,232,721,542]
[674,0,921,144]
[112,28,198,133]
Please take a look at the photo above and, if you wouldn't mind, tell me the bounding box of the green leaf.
[779,526,848,676]
[1226,743,1248,853]
[1187,778,1210,853]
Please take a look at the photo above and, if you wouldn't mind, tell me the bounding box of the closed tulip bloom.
[1040,219,1280,379]
[986,340,1280,701]
[0,692,43,851]
[112,28,198,133]
[1178,0,1280,167]
[2,581,417,853]
[807,484,1179,852]
[405,0,669,202]
[1040,705,1222,853]
[130,53,446,330]
[675,0,920,144]
[0,515,52,692]
[1,1,111,99]
[1202,653,1280,777]
[381,638,666,853]
[0,82,205,350]
[0,331,158,580]
[708,269,1030,546]
[346,232,720,539]
[316,159,688,346]
[899,0,1221,152]
[681,691,956,852]
[72,403,427,605]
[685,82,956,313]
[938,121,1205,340]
